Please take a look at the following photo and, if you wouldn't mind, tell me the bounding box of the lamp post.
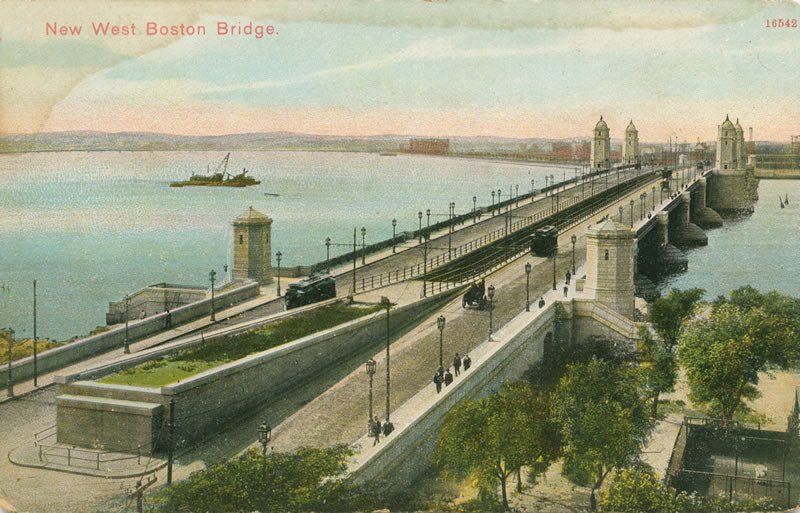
[525,262,531,312]
[325,237,331,273]
[124,294,131,354]
[426,208,431,231]
[571,234,577,275]
[366,358,376,431]
[629,199,635,227]
[491,191,495,215]
[381,296,393,432]
[275,252,282,296]
[209,269,217,321]
[497,190,502,216]
[652,186,656,210]
[552,246,557,290]
[437,314,446,369]
[391,219,397,254]
[473,196,477,223]
[422,227,428,297]
[258,422,271,456]
[361,227,366,265]
[33,279,38,386]
[515,184,519,206]
[619,206,624,222]
[487,285,495,341]
[642,192,647,219]
[418,212,423,243]
[448,202,454,257]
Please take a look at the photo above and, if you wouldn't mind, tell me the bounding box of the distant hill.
[0,130,779,154]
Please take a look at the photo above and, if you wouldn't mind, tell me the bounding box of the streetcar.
[285,273,336,309]
[530,225,558,257]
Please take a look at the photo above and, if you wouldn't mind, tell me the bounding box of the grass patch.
[0,330,62,364]
[98,303,382,387]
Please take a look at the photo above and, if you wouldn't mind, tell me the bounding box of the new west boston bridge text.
[45,21,277,38]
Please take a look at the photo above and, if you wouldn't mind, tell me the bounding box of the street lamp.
[473,196,477,223]
[381,296,393,434]
[571,234,577,275]
[209,269,217,321]
[275,251,283,294]
[552,245,557,291]
[325,237,331,272]
[418,212,423,243]
[437,315,446,369]
[531,179,535,199]
[366,358,376,431]
[619,206,624,222]
[515,184,519,206]
[487,285,495,341]
[426,208,431,231]
[652,186,656,210]
[258,422,271,456]
[491,191,495,214]
[361,227,366,265]
[391,219,397,253]
[448,202,454,257]
[629,199,635,227]
[124,294,131,354]
[525,262,531,312]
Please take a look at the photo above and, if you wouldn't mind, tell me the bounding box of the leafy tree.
[678,296,800,423]
[638,327,679,418]
[153,445,370,513]
[435,382,561,511]
[552,358,651,511]
[649,288,705,351]
[598,467,672,513]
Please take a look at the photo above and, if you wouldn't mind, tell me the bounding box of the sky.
[1,0,799,143]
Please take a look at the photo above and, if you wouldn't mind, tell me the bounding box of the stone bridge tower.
[623,120,639,166]
[591,116,611,171]
[232,207,273,285]
[584,219,635,319]
[716,115,736,170]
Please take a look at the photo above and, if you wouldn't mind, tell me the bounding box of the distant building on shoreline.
[402,138,450,155]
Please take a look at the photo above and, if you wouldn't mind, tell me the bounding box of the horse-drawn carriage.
[462,280,487,310]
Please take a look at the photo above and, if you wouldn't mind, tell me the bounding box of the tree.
[598,467,672,513]
[153,445,368,513]
[638,327,678,418]
[552,358,651,511]
[678,293,800,423]
[435,382,561,511]
[649,288,705,351]
[641,288,703,418]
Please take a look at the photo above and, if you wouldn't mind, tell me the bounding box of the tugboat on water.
[170,153,260,187]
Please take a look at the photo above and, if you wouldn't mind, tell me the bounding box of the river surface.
[0,150,573,340]
[659,178,800,300]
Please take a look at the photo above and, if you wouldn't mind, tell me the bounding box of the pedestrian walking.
[538,297,545,308]
[463,354,471,371]
[563,285,569,296]
[444,368,453,386]
[565,270,571,285]
[453,353,462,377]
[433,372,442,393]
[372,418,382,446]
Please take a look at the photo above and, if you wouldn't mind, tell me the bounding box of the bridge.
[3,158,761,509]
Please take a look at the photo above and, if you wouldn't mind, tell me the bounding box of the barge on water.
[170,153,261,187]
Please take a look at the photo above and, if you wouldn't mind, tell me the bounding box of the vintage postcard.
[2,1,800,512]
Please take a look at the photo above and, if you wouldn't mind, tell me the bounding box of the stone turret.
[716,115,736,170]
[622,120,639,166]
[232,207,273,285]
[584,218,635,319]
[591,116,611,171]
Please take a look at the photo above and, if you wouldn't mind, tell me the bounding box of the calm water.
[659,179,800,300]
[0,150,573,340]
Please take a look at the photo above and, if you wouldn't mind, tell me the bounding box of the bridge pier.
[706,168,758,217]
[690,178,723,229]
[637,211,687,279]
[671,192,707,248]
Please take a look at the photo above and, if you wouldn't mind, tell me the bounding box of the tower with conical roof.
[232,207,273,285]
[716,115,736,170]
[622,120,639,166]
[590,116,611,171]
[584,218,635,319]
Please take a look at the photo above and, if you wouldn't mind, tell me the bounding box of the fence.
[340,166,664,298]
[33,425,147,472]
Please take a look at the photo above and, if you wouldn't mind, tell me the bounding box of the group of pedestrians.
[368,416,394,446]
[433,353,471,393]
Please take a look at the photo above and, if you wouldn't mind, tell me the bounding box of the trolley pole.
[33,279,38,387]
[167,398,175,485]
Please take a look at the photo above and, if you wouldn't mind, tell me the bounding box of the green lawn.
[99,303,382,388]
